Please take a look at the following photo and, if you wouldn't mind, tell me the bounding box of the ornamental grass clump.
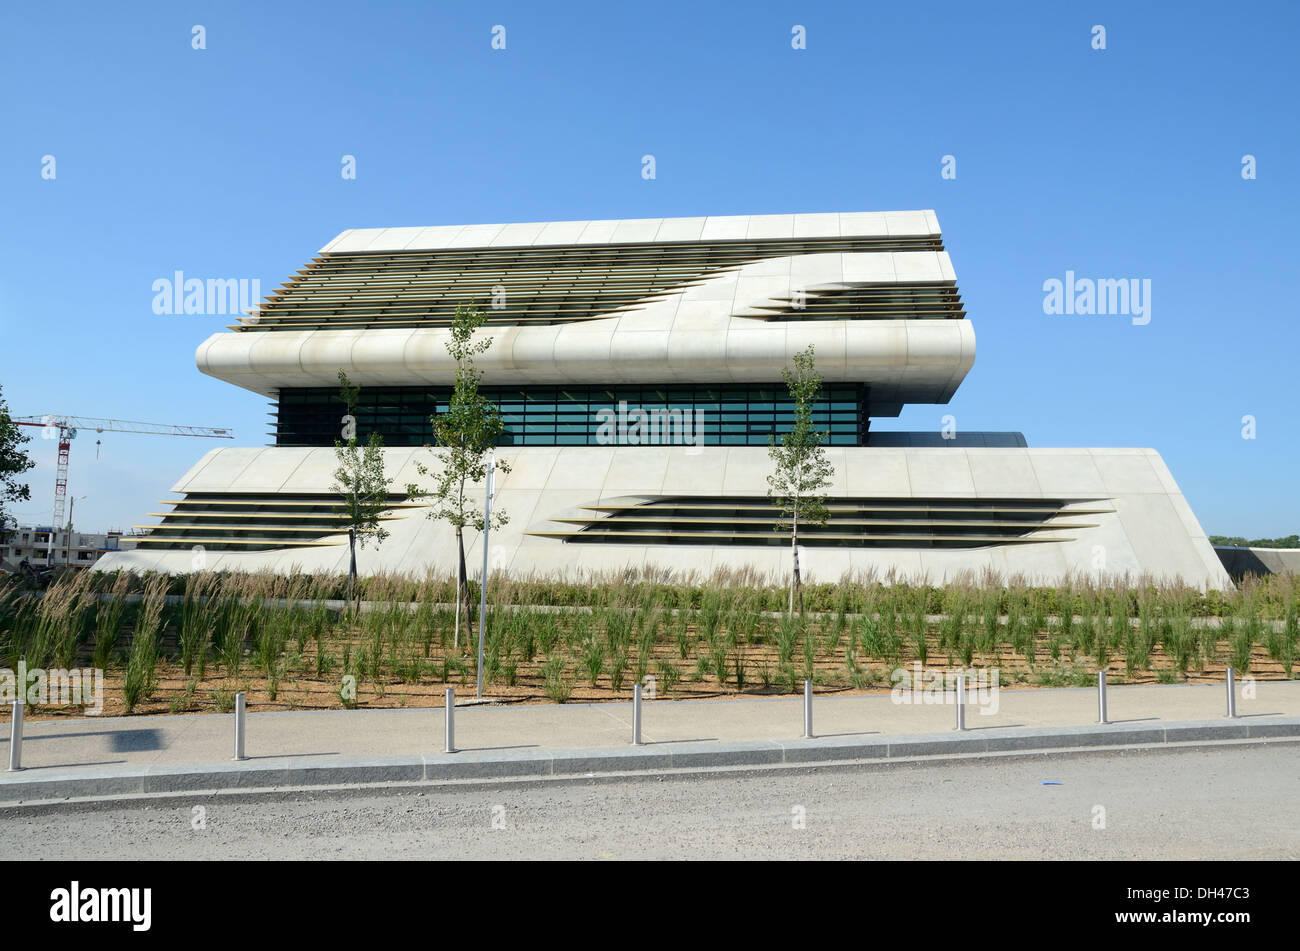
[1231,615,1259,673]
[178,571,216,676]
[580,632,605,688]
[123,576,167,714]
[542,655,572,703]
[634,625,655,687]
[655,658,681,696]
[1163,613,1200,675]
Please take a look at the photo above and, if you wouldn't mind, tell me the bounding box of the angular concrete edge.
[1,718,1296,804]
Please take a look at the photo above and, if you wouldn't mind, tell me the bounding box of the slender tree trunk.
[349,476,360,616]
[456,525,473,652]
[452,526,463,650]
[452,587,460,651]
[789,507,800,615]
[790,550,800,615]
[459,527,473,646]
[347,527,357,616]
[789,459,803,616]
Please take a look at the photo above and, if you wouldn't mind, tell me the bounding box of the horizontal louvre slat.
[135,493,408,552]
[239,234,952,332]
[526,496,1113,550]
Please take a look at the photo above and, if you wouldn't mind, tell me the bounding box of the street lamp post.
[65,495,87,568]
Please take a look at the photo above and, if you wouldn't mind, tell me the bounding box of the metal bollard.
[1225,667,1237,719]
[8,700,23,771]
[444,688,457,753]
[233,692,246,761]
[1097,670,1108,724]
[632,683,643,746]
[955,673,966,731]
[802,680,813,738]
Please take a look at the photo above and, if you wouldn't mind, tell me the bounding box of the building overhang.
[197,211,975,407]
[198,317,974,403]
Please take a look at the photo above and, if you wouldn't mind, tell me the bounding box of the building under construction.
[0,522,137,570]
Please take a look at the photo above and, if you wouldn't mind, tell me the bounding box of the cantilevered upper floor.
[197,211,975,413]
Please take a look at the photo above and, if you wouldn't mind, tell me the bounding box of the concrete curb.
[2,717,1297,803]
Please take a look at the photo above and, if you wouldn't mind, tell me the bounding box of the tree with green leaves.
[767,345,835,615]
[331,370,393,610]
[407,304,511,650]
[0,384,35,537]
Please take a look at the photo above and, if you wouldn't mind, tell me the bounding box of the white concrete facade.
[96,211,1232,588]
[197,249,971,404]
[317,210,943,254]
[97,445,1231,589]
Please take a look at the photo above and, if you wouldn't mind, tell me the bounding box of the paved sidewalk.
[1,681,1297,803]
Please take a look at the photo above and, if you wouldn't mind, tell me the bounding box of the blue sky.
[1,1,1295,539]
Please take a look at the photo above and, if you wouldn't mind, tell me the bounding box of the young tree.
[407,304,511,650]
[767,345,835,615]
[331,370,393,610]
[0,384,36,532]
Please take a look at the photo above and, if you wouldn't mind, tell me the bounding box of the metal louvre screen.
[755,284,965,321]
[236,234,947,331]
[529,497,1115,549]
[134,493,413,552]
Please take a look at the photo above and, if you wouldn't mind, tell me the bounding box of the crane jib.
[6,414,234,563]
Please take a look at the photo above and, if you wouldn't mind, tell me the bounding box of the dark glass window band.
[274,384,870,447]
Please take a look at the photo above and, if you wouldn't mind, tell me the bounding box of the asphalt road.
[3,744,1297,860]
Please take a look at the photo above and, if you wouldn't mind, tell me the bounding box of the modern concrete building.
[96,212,1231,588]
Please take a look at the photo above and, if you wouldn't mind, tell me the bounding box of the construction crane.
[10,415,234,562]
